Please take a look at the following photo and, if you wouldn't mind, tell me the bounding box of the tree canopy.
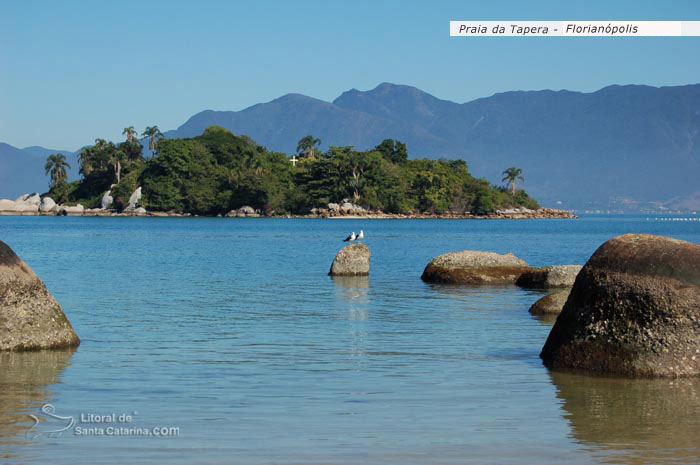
[44,153,70,188]
[48,127,539,215]
[502,167,524,194]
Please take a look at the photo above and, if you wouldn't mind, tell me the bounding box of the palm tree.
[296,135,321,158]
[502,167,524,194]
[44,153,71,187]
[143,125,164,153]
[122,126,138,142]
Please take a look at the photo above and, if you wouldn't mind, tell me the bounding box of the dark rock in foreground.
[329,244,370,276]
[421,251,528,284]
[0,241,80,351]
[541,234,700,378]
[529,290,570,315]
[516,265,582,288]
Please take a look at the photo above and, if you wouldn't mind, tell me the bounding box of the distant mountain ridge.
[166,82,700,210]
[3,82,699,209]
[0,143,79,199]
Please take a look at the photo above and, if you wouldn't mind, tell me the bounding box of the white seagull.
[343,231,356,242]
[356,230,364,241]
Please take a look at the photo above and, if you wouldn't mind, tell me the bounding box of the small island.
[3,126,573,219]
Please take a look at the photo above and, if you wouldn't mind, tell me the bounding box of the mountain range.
[2,82,699,210]
[0,143,79,201]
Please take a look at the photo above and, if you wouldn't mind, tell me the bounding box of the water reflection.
[531,313,559,325]
[331,276,369,364]
[331,275,369,319]
[0,349,75,460]
[424,282,521,297]
[550,371,700,464]
[424,282,542,314]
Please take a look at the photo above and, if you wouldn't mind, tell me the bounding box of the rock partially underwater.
[0,241,80,351]
[541,234,700,378]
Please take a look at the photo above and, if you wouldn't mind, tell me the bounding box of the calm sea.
[1,215,699,464]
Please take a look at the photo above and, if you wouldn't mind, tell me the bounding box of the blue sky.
[1,0,699,150]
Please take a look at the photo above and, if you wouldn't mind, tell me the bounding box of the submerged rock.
[421,251,528,284]
[0,240,80,351]
[329,244,370,276]
[516,265,582,288]
[541,234,700,378]
[529,290,570,315]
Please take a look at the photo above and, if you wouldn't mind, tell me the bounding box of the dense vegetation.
[47,126,539,215]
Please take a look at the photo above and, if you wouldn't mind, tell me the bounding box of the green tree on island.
[77,137,144,184]
[44,153,71,187]
[296,135,321,158]
[122,126,138,142]
[143,125,164,153]
[502,167,524,194]
[78,138,110,177]
[375,139,408,164]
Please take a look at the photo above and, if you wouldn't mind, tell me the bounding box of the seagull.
[356,230,364,241]
[343,231,356,242]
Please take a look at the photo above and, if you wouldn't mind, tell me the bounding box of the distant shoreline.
[0,207,576,220]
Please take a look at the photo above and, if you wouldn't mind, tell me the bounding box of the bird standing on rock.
[343,232,356,242]
[356,230,364,241]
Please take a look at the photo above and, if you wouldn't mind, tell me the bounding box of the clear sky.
[1,0,699,150]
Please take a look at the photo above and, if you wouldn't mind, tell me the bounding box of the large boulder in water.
[0,241,80,351]
[329,244,370,276]
[516,265,582,288]
[541,234,700,378]
[421,251,528,284]
[529,290,570,316]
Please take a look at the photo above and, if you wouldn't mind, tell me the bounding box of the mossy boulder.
[421,250,528,284]
[516,265,582,288]
[529,290,570,315]
[0,241,80,351]
[541,234,700,378]
[329,244,370,276]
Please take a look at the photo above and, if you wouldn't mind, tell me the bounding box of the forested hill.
[167,83,700,210]
[47,127,539,216]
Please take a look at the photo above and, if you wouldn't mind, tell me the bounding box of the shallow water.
[0,215,699,464]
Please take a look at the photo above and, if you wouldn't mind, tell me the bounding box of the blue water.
[1,215,699,464]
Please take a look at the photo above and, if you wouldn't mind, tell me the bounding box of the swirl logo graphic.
[26,404,75,439]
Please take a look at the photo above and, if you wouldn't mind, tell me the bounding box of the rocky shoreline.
[0,193,576,219]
